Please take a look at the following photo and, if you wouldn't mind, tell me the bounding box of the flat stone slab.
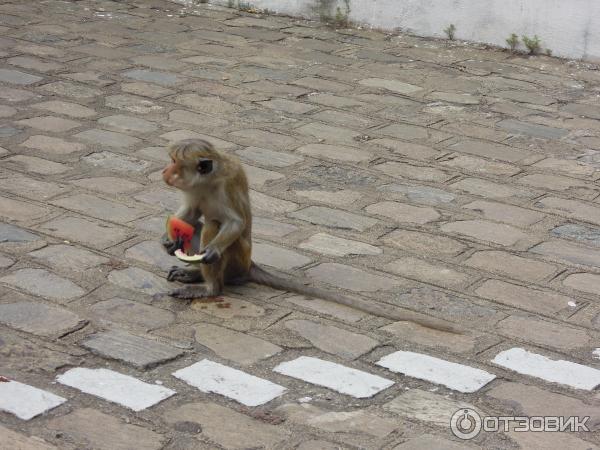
[0,425,57,449]
[0,379,66,420]
[0,268,85,300]
[29,244,109,271]
[75,129,141,148]
[299,233,381,257]
[194,323,282,365]
[0,223,39,242]
[273,356,394,398]
[492,348,600,390]
[81,330,183,369]
[289,206,377,231]
[285,319,379,359]
[82,151,151,172]
[108,267,170,296]
[57,368,175,411]
[0,302,86,337]
[252,242,312,270]
[89,298,175,330]
[236,146,304,167]
[173,359,286,406]
[0,68,43,85]
[377,351,496,393]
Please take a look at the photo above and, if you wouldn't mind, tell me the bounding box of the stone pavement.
[0,0,600,448]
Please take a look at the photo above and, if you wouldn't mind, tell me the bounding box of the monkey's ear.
[197,159,213,175]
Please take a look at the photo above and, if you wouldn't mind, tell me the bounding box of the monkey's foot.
[167,266,204,283]
[170,286,216,300]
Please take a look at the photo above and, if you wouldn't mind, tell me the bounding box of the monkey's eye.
[197,159,213,175]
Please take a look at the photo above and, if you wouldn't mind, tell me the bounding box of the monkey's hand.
[200,247,220,264]
[161,232,184,256]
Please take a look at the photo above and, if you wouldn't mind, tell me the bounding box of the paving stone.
[0,172,69,200]
[284,295,368,323]
[440,154,521,176]
[173,359,286,406]
[312,109,379,129]
[507,427,596,450]
[378,184,455,205]
[168,109,229,128]
[259,98,318,114]
[563,273,600,296]
[383,389,481,427]
[448,139,531,162]
[252,242,312,270]
[294,189,363,206]
[81,151,151,172]
[47,408,165,450]
[375,161,453,183]
[51,194,148,223]
[369,138,441,160]
[57,368,175,411]
[0,426,57,450]
[242,163,284,187]
[552,223,600,247]
[452,177,532,199]
[463,200,544,227]
[108,267,170,296]
[193,323,282,365]
[90,298,175,331]
[377,350,495,393]
[4,155,70,175]
[497,315,590,351]
[191,296,266,319]
[0,68,42,85]
[385,257,472,288]
[492,348,600,390]
[32,100,96,118]
[530,240,600,268]
[0,105,17,118]
[359,77,422,94]
[274,356,394,398]
[98,114,157,133]
[70,176,142,195]
[172,93,239,115]
[536,197,600,225]
[236,146,303,167]
[297,440,345,450]
[306,263,404,292]
[161,130,237,150]
[475,280,573,314]
[441,220,528,246]
[366,201,440,224]
[464,250,556,282]
[381,321,477,353]
[534,157,597,178]
[251,191,299,215]
[164,402,290,449]
[297,143,372,163]
[285,319,379,359]
[0,301,85,337]
[123,69,183,86]
[0,86,40,102]
[75,129,141,148]
[125,240,183,272]
[277,403,397,438]
[498,119,569,139]
[21,135,86,154]
[563,102,600,120]
[393,435,477,450]
[486,381,600,429]
[296,122,362,144]
[39,81,102,100]
[0,379,66,420]
[377,123,448,143]
[383,229,466,256]
[299,232,381,257]
[7,55,62,72]
[290,206,377,231]
[121,82,175,99]
[82,330,183,369]
[105,94,164,114]
[39,216,130,249]
[0,196,51,224]
[0,223,39,243]
[307,93,368,109]
[0,268,84,301]
[252,217,299,237]
[0,255,13,268]
[518,174,592,195]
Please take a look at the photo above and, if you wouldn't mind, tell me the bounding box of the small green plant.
[238,1,254,12]
[227,0,234,8]
[506,33,519,52]
[444,24,456,40]
[545,48,553,56]
[522,35,542,55]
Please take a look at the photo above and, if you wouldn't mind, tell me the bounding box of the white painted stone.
[173,359,286,407]
[273,356,394,398]
[0,380,66,420]
[56,368,175,411]
[594,348,600,360]
[376,351,496,393]
[492,348,600,390]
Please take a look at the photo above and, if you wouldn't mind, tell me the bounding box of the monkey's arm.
[202,215,244,263]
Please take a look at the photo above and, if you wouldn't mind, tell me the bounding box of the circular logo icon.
[450,408,482,440]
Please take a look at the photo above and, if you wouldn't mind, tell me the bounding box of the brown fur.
[161,139,463,334]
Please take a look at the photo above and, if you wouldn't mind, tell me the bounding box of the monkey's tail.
[248,263,463,334]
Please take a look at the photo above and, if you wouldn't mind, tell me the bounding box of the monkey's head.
[163,139,220,191]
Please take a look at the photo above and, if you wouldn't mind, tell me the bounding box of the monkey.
[160,139,463,334]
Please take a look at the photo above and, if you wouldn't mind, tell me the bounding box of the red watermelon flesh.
[166,216,195,252]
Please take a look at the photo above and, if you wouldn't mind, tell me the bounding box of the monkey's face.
[162,155,215,191]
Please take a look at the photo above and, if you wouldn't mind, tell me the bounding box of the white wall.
[176,0,600,61]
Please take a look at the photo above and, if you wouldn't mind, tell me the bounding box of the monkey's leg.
[167,266,204,283]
